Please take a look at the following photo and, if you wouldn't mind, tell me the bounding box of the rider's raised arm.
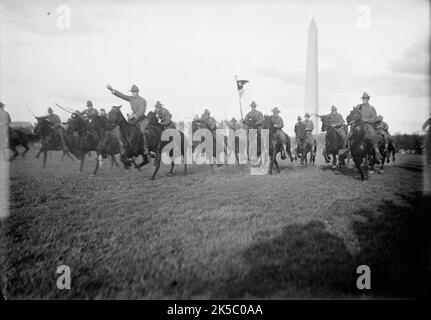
[111,89,132,102]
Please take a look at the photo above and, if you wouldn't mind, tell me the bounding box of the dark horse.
[346,107,387,179]
[296,124,316,167]
[66,113,102,174]
[67,113,121,174]
[320,115,348,169]
[34,117,77,168]
[108,106,185,180]
[8,126,37,160]
[262,115,293,174]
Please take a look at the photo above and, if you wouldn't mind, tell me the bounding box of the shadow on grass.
[209,192,430,299]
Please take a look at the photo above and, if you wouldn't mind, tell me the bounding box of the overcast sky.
[0,0,429,134]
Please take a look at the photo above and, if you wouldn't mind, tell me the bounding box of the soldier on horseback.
[244,101,264,130]
[357,92,383,160]
[39,107,69,152]
[270,107,289,160]
[303,113,316,157]
[321,105,347,149]
[376,115,390,153]
[153,101,176,129]
[106,84,149,155]
[228,117,241,131]
[197,109,217,133]
[79,100,99,118]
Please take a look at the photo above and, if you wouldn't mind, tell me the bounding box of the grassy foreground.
[1,147,430,299]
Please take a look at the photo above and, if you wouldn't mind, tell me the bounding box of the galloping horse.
[108,106,178,180]
[66,113,102,174]
[34,117,76,168]
[262,115,293,174]
[347,107,389,179]
[320,115,348,169]
[8,126,36,160]
[296,123,316,167]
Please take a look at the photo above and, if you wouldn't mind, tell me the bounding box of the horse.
[108,106,180,180]
[261,115,293,174]
[346,107,377,180]
[66,113,103,174]
[320,115,348,169]
[8,126,37,160]
[296,124,316,167]
[191,119,221,173]
[386,138,397,163]
[34,117,77,168]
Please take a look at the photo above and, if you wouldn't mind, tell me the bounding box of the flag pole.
[235,75,244,121]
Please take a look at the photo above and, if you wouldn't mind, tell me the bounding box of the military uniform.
[358,92,382,159]
[325,106,347,147]
[200,109,217,133]
[244,101,264,129]
[154,101,176,129]
[302,113,316,155]
[270,107,288,159]
[294,120,304,147]
[376,117,390,145]
[40,108,68,150]
[228,118,241,131]
[108,84,149,154]
[79,101,99,120]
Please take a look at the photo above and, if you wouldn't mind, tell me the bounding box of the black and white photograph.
[0,0,430,305]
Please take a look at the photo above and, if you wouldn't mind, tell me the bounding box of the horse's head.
[146,111,158,125]
[107,105,123,129]
[346,105,361,124]
[34,117,52,137]
[320,115,331,132]
[67,113,87,134]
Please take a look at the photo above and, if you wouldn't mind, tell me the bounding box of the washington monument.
[304,18,319,129]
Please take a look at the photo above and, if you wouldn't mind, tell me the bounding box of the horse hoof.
[150,176,155,181]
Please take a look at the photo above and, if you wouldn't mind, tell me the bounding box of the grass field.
[1,146,430,299]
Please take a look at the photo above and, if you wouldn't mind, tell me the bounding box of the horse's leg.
[92,153,100,175]
[274,158,280,173]
[22,143,29,157]
[43,150,48,168]
[80,153,85,172]
[9,145,18,161]
[168,161,174,175]
[332,153,337,169]
[150,155,161,180]
[61,152,65,162]
[35,148,42,159]
[354,157,365,181]
[268,153,274,174]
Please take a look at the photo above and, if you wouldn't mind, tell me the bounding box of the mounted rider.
[376,115,390,151]
[39,107,68,151]
[302,113,316,156]
[270,107,288,160]
[294,115,305,149]
[153,101,176,129]
[322,105,347,148]
[244,101,264,130]
[106,84,149,155]
[227,117,241,131]
[79,100,99,119]
[357,92,383,160]
[197,109,217,134]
